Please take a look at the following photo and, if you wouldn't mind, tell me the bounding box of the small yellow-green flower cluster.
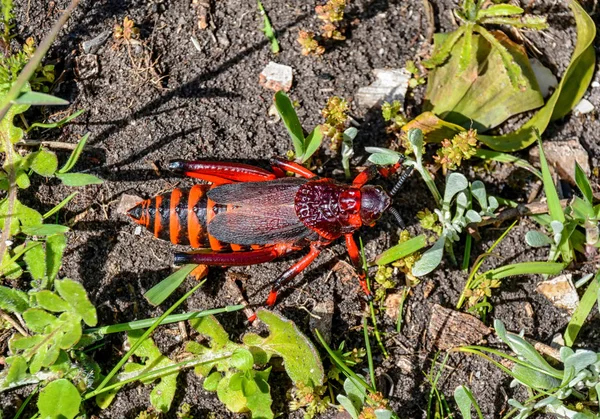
[321,96,349,151]
[297,30,325,56]
[316,0,348,40]
[289,383,330,419]
[417,208,443,237]
[434,129,478,172]
[405,60,426,88]
[464,275,501,310]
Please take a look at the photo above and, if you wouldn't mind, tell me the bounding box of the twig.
[0,309,29,337]
[16,140,78,150]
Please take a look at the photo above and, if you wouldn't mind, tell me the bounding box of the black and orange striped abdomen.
[128,185,211,248]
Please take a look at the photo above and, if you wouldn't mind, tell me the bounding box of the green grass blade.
[13,91,68,106]
[257,0,280,54]
[274,91,305,158]
[486,262,565,280]
[537,138,564,223]
[363,317,376,391]
[85,305,244,335]
[474,148,542,179]
[144,264,198,306]
[575,162,593,204]
[564,272,600,347]
[57,132,90,174]
[374,234,427,266]
[43,192,78,219]
[28,109,85,132]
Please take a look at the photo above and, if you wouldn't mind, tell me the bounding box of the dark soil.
[2,0,600,418]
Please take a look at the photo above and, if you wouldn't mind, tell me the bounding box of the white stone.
[530,58,558,98]
[573,98,594,116]
[355,68,410,108]
[591,81,599,88]
[536,274,579,314]
[259,62,293,92]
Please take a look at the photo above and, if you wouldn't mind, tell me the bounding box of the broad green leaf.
[21,224,69,236]
[35,290,71,312]
[243,309,324,387]
[203,372,222,391]
[231,348,254,371]
[125,330,178,413]
[56,172,103,186]
[57,312,83,349]
[337,395,360,419]
[15,200,43,227]
[477,0,596,151]
[0,98,30,148]
[454,385,474,419]
[57,133,90,174]
[274,91,305,157]
[302,125,322,163]
[37,379,81,419]
[3,356,28,388]
[144,264,197,306]
[244,370,273,419]
[14,91,69,106]
[0,286,29,313]
[425,30,542,132]
[343,375,367,402]
[29,149,58,177]
[375,234,426,265]
[525,230,552,247]
[55,279,97,326]
[217,373,255,414]
[444,173,469,205]
[15,170,30,188]
[575,162,593,204]
[368,152,401,166]
[46,234,67,283]
[23,308,58,333]
[23,243,46,281]
[412,236,445,276]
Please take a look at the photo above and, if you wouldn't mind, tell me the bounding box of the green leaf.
[203,372,222,391]
[454,385,474,419]
[28,109,85,132]
[368,152,401,166]
[485,262,565,280]
[474,148,542,179]
[337,395,360,419]
[564,273,599,347]
[243,309,324,387]
[375,234,427,265]
[444,173,469,205]
[302,125,323,163]
[0,285,29,313]
[43,192,78,219]
[538,140,564,224]
[37,379,81,419]
[13,91,69,106]
[144,264,198,306]
[56,172,103,186]
[55,279,97,327]
[125,330,178,413]
[425,30,542,132]
[575,162,593,204]
[274,91,305,157]
[3,356,29,388]
[525,230,552,248]
[477,0,596,151]
[57,133,90,174]
[257,0,280,54]
[15,169,30,188]
[23,243,46,281]
[231,348,255,371]
[244,370,273,419]
[423,26,466,69]
[35,290,71,312]
[46,234,67,283]
[29,149,58,177]
[21,224,70,236]
[412,236,445,277]
[477,4,523,17]
[459,24,473,71]
[23,308,59,333]
[0,99,29,146]
[16,200,43,227]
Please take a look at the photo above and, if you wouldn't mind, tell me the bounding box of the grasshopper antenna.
[389,165,414,197]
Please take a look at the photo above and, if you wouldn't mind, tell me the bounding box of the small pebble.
[573,98,594,116]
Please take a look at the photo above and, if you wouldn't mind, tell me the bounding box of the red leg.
[266,243,324,306]
[270,157,317,179]
[174,243,294,266]
[169,160,277,183]
[344,233,372,299]
[352,166,378,187]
